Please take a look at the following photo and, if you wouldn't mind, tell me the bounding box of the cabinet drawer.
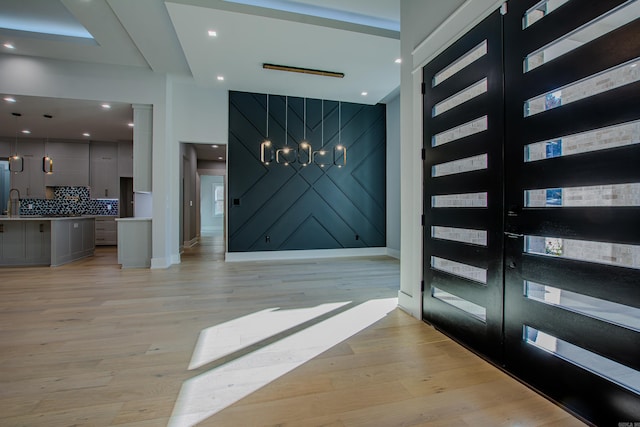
[95,230,117,245]
[95,217,117,232]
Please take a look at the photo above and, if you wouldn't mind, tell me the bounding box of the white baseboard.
[171,253,181,265]
[225,247,391,262]
[150,256,171,269]
[386,248,400,259]
[397,290,420,319]
[183,237,198,248]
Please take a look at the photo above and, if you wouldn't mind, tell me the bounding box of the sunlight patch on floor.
[188,302,351,370]
[168,297,398,427]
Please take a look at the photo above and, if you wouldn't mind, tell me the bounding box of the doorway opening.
[179,142,227,259]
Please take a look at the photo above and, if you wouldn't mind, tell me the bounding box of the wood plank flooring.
[0,234,586,426]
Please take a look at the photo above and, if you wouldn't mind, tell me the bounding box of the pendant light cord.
[338,101,341,146]
[321,100,324,148]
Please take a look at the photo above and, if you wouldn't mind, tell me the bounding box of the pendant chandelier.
[9,112,23,172]
[260,94,347,168]
[42,114,54,174]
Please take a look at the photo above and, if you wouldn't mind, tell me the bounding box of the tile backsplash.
[19,186,118,216]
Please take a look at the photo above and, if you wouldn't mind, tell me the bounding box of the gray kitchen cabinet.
[0,140,10,157]
[82,219,96,252]
[10,140,45,198]
[0,221,26,264]
[90,142,119,199]
[118,142,133,178]
[50,217,95,266]
[0,220,50,266]
[44,142,90,187]
[1,218,94,267]
[24,221,51,264]
[95,216,117,245]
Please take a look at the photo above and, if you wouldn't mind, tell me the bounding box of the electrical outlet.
[265,235,271,243]
[28,203,33,209]
[107,204,112,210]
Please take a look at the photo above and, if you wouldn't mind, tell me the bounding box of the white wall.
[398,0,505,318]
[172,78,228,145]
[386,94,401,257]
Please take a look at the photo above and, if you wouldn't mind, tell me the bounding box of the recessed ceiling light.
[83,132,90,137]
[212,144,219,148]
[361,91,368,96]
[217,75,224,81]
[21,129,31,134]
[208,30,217,37]
[395,58,402,64]
[4,97,16,103]
[3,43,15,49]
[101,103,111,109]
[632,63,638,68]
[218,156,224,160]
[128,123,134,127]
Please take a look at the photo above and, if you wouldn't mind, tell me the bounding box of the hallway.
[0,238,585,426]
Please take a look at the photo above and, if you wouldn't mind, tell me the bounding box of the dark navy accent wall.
[228,91,386,252]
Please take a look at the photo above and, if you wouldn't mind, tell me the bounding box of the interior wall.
[228,91,386,252]
[172,78,228,145]
[386,94,401,257]
[180,143,198,246]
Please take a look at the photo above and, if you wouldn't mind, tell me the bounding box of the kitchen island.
[0,216,95,267]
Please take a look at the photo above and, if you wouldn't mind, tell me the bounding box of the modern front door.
[422,2,640,423]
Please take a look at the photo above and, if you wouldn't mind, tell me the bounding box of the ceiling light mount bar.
[263,63,344,79]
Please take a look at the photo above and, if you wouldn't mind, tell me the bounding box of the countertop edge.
[0,216,98,221]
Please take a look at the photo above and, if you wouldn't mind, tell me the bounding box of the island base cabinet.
[25,222,51,265]
[51,219,95,267]
[0,221,51,266]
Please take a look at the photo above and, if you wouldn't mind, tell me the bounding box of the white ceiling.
[0,0,403,143]
[0,95,133,143]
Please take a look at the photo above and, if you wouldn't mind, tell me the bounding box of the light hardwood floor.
[0,234,586,426]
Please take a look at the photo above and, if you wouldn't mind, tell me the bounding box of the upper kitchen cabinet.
[10,140,45,199]
[44,142,89,187]
[0,140,10,157]
[118,142,133,178]
[90,142,118,199]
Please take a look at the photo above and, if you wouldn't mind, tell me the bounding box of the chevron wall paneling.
[228,91,386,252]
